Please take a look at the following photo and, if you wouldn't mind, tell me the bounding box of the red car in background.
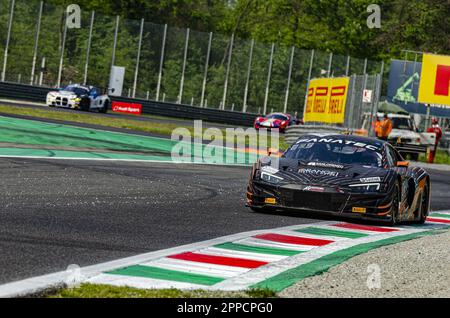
[254,113,300,133]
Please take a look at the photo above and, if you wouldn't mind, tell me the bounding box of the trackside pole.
[178,28,190,104]
[263,43,275,115]
[83,11,95,85]
[156,24,167,101]
[347,74,357,129]
[345,55,350,76]
[327,52,333,77]
[132,18,145,98]
[2,0,15,82]
[57,12,68,88]
[222,33,234,110]
[30,1,43,85]
[111,15,120,68]
[302,49,315,121]
[284,46,295,113]
[200,32,212,108]
[242,38,254,113]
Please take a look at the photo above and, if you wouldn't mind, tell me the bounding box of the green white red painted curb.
[0,212,449,297]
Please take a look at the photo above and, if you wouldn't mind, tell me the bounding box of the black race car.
[247,134,430,225]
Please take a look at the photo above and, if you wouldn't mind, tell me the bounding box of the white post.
[303,49,315,120]
[242,38,254,113]
[111,16,120,68]
[30,1,43,85]
[345,55,350,76]
[83,11,95,85]
[132,18,145,98]
[156,24,167,101]
[327,52,333,77]
[2,0,15,82]
[178,28,190,104]
[283,46,295,113]
[263,43,275,115]
[222,33,234,110]
[39,57,45,86]
[200,32,212,107]
[57,13,68,88]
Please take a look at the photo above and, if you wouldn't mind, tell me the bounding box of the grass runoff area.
[0,104,288,150]
[419,149,450,165]
[49,284,276,298]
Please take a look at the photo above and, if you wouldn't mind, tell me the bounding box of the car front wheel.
[389,184,400,225]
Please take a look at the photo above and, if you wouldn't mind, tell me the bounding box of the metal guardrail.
[0,82,258,126]
[285,125,348,145]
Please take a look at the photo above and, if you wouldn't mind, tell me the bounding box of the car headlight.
[260,172,283,184]
[72,97,81,102]
[349,183,381,192]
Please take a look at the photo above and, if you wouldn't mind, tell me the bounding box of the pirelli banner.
[418,53,450,106]
[304,77,350,124]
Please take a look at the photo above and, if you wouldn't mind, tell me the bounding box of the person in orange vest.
[379,114,393,141]
[427,118,443,163]
[374,117,382,138]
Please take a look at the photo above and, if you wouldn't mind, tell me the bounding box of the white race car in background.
[46,84,111,113]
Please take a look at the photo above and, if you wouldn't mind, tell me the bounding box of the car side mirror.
[397,161,409,168]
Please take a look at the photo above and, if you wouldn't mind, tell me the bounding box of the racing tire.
[80,97,90,112]
[413,184,429,224]
[389,184,401,226]
[99,100,109,114]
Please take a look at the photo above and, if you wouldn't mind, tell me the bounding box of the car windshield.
[284,140,382,167]
[267,114,288,121]
[62,85,89,96]
[390,117,414,130]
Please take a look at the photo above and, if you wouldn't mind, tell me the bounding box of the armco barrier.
[285,125,347,145]
[0,82,258,126]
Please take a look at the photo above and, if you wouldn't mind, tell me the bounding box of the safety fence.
[0,0,383,117]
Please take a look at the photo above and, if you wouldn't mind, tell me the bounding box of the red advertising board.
[111,101,142,115]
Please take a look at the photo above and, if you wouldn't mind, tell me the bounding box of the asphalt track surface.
[1,157,450,285]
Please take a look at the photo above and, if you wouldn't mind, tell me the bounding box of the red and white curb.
[0,212,449,297]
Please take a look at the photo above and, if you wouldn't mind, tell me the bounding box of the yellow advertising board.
[418,53,450,106]
[304,77,350,124]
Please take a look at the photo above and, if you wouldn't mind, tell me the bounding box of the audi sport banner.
[304,77,350,124]
[418,53,450,106]
[112,101,142,115]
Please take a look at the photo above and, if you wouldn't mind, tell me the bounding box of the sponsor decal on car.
[298,168,339,177]
[307,162,344,169]
[360,177,381,183]
[295,138,380,151]
[352,207,367,213]
[303,186,325,192]
[112,101,142,115]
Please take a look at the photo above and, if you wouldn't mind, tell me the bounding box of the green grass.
[49,283,277,298]
[418,149,450,165]
[0,104,288,150]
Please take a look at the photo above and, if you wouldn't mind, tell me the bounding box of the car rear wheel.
[99,100,109,114]
[413,184,429,224]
